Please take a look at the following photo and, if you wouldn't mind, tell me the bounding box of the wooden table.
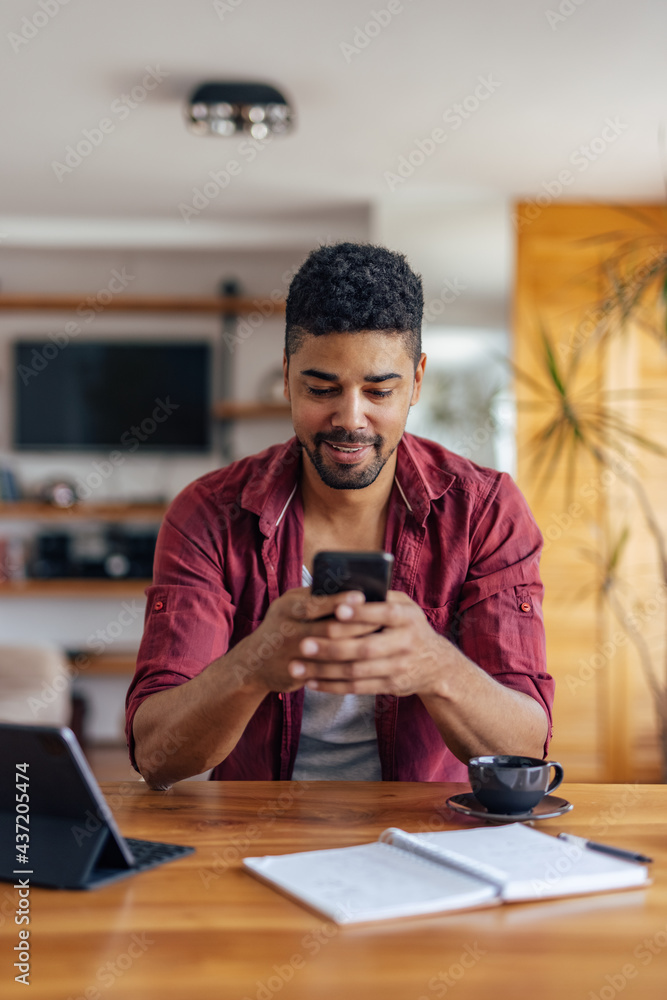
[8,781,667,1000]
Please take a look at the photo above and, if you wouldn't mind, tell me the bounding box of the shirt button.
[154,601,164,610]
[520,602,531,612]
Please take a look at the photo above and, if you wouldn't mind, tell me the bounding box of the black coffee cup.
[468,755,564,815]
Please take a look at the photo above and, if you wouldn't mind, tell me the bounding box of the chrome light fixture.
[187,82,293,138]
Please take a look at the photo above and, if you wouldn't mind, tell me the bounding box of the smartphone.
[311,551,394,602]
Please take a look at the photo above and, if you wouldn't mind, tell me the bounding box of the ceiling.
[1,0,666,253]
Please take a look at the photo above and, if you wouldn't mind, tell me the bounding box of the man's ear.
[410,353,427,406]
[283,350,290,401]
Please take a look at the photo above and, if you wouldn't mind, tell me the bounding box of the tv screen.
[13,341,211,451]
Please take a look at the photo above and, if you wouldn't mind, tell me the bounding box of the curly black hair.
[285,242,423,368]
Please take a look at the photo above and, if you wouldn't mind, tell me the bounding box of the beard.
[298,429,396,490]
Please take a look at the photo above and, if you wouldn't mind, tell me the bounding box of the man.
[126,242,553,788]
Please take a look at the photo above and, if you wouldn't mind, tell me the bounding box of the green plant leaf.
[608,526,630,574]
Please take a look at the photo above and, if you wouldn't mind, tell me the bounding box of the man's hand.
[286,590,452,697]
[284,590,550,762]
[236,586,379,695]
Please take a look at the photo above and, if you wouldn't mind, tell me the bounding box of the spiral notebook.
[243,823,650,924]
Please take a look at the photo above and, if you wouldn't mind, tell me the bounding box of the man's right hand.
[234,586,375,695]
[134,588,377,788]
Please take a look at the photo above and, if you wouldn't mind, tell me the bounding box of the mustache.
[314,431,381,447]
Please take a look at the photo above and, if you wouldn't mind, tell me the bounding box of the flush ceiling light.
[187,82,293,138]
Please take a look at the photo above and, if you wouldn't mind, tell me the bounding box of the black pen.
[558,832,653,864]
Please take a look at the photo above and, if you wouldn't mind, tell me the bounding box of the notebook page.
[402,824,650,901]
[380,827,508,889]
[243,841,499,923]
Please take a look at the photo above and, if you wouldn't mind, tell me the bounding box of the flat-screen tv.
[13,341,211,451]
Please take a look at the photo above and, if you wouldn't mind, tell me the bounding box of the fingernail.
[306,680,318,690]
[347,591,365,604]
[301,639,318,655]
[337,604,353,619]
[290,662,306,676]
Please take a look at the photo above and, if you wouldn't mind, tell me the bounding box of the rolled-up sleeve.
[124,486,234,769]
[455,473,554,753]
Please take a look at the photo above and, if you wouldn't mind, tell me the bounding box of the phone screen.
[311,551,394,602]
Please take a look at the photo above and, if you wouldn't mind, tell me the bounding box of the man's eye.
[305,386,393,398]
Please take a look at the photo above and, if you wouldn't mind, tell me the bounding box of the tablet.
[0,723,194,889]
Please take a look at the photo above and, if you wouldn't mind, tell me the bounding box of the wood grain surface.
[6,781,667,1000]
[514,203,667,782]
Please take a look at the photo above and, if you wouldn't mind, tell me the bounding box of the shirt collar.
[239,433,456,534]
[240,437,303,536]
[394,433,456,525]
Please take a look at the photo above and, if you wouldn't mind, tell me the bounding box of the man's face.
[283,331,426,490]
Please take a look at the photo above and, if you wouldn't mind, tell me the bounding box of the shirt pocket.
[422,601,458,641]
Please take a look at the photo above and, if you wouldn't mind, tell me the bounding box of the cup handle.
[547,761,564,794]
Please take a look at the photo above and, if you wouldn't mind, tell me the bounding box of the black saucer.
[445,792,573,823]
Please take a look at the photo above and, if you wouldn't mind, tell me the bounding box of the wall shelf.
[0,294,285,315]
[68,652,137,676]
[0,302,288,600]
[213,401,291,420]
[0,501,167,521]
[0,578,151,598]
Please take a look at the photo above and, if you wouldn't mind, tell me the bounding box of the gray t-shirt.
[291,566,382,780]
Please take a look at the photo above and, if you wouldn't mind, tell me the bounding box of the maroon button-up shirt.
[125,433,554,781]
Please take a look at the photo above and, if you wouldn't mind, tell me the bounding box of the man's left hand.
[288,591,451,697]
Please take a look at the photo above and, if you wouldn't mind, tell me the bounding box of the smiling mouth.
[325,443,368,453]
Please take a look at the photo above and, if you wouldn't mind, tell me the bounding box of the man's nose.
[330,392,368,432]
